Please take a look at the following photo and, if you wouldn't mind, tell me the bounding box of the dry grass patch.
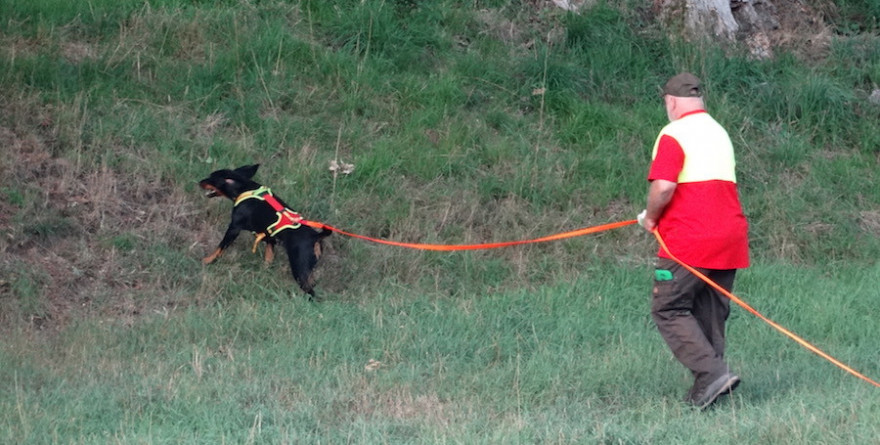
[0,95,211,330]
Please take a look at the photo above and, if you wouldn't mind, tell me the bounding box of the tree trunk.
[551,1,818,61]
[658,0,740,41]
[655,0,780,58]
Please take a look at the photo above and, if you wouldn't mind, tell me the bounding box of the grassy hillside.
[1,0,879,443]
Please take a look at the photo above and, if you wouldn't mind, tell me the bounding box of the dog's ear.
[234,164,260,179]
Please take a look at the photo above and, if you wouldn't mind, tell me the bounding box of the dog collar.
[234,186,303,235]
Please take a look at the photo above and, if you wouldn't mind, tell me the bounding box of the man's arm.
[641,179,677,231]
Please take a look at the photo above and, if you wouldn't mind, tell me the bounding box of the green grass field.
[1,0,879,443]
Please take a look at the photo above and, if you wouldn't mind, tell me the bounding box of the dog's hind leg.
[283,239,320,299]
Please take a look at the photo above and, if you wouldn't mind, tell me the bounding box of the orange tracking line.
[303,216,877,388]
[302,219,637,251]
[653,229,880,388]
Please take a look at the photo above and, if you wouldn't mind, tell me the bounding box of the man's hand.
[637,209,657,232]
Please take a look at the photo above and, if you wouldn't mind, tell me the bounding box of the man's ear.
[235,164,260,179]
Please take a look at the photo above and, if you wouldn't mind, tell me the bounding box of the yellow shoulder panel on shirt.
[655,113,737,184]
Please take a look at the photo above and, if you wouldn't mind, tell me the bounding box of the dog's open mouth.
[200,182,223,198]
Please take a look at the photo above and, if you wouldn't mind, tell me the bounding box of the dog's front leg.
[202,248,223,264]
[203,225,242,264]
[250,232,276,264]
[264,241,275,264]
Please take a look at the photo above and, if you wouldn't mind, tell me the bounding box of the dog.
[199,164,331,299]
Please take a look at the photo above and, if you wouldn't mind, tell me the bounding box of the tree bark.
[658,0,740,41]
[654,0,781,58]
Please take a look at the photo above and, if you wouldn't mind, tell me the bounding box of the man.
[638,72,750,409]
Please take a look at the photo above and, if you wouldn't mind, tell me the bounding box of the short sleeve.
[648,134,684,182]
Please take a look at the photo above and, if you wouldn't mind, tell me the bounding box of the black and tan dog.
[199,164,331,299]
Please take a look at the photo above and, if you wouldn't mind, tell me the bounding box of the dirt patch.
[767,0,835,60]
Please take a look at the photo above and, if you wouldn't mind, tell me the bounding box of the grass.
[2,0,880,443]
[2,264,879,443]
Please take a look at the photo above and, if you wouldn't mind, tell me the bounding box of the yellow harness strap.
[234,187,303,236]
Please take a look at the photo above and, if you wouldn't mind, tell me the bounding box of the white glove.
[637,209,647,228]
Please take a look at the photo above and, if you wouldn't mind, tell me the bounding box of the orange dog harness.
[234,186,303,236]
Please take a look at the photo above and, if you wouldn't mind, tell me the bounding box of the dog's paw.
[202,248,222,265]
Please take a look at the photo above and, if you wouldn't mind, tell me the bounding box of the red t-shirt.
[648,111,749,269]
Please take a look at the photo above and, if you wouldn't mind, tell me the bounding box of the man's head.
[662,72,702,98]
[662,72,705,121]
